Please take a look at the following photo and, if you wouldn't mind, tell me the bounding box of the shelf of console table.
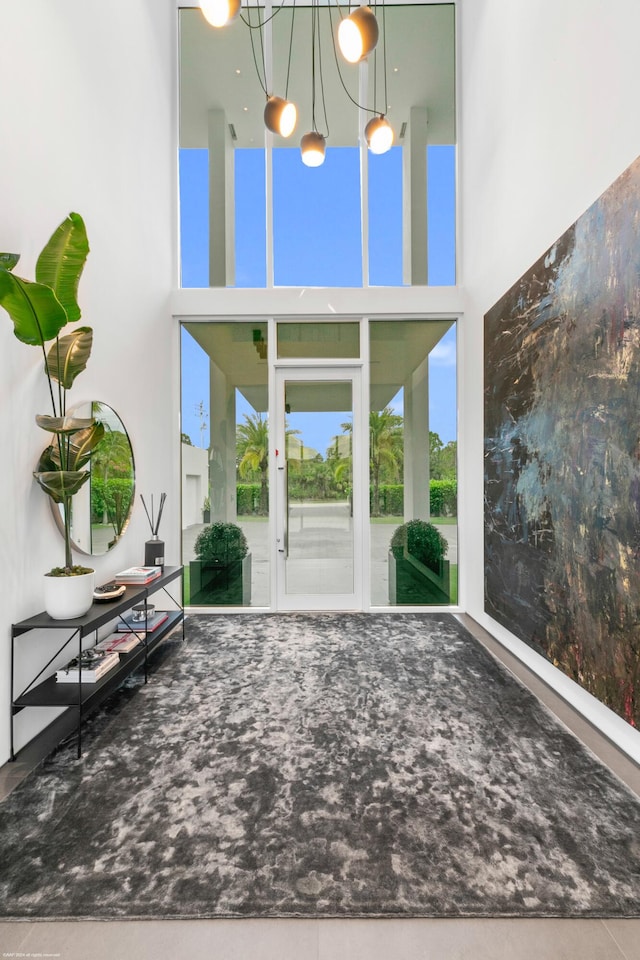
[10,565,184,760]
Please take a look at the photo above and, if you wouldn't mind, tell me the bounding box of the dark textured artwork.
[484,156,640,728]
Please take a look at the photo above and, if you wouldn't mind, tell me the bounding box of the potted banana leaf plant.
[0,213,104,618]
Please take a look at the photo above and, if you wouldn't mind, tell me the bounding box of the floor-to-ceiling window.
[181,322,269,607]
[180,317,457,609]
[369,319,457,606]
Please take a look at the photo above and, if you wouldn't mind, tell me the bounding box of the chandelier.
[198,0,394,167]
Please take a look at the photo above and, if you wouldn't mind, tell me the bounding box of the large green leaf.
[65,422,105,471]
[36,415,95,435]
[35,213,89,323]
[45,326,93,389]
[37,422,105,473]
[35,446,57,474]
[0,253,19,271]
[33,469,90,504]
[0,269,68,345]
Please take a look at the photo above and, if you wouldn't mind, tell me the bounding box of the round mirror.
[51,402,135,556]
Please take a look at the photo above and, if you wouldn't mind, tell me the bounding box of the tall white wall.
[458,0,640,758]
[0,1,177,763]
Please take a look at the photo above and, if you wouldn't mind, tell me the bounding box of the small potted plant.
[189,521,251,605]
[0,213,104,618]
[202,496,211,523]
[389,519,450,604]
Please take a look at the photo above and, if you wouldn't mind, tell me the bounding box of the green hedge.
[375,484,404,516]
[91,478,134,527]
[237,483,262,515]
[429,479,457,517]
[375,481,457,518]
[235,479,457,518]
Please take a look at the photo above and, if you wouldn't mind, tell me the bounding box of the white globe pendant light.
[365,115,394,154]
[264,96,298,138]
[200,0,241,28]
[338,6,379,64]
[300,132,326,167]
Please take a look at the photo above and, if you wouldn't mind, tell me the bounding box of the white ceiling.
[184,318,454,411]
[179,3,456,150]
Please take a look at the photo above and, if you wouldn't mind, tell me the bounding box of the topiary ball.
[194,522,249,564]
[390,519,448,573]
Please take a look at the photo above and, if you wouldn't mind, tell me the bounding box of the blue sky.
[180,144,457,449]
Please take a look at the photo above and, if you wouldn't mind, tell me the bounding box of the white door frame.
[273,363,365,610]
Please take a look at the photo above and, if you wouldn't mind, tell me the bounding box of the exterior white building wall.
[0,0,177,763]
[458,0,640,760]
[182,443,209,527]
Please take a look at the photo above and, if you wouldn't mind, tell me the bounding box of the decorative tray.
[93,582,127,602]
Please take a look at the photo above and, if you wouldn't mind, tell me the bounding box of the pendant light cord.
[247,5,267,95]
[382,0,389,114]
[244,0,295,99]
[327,1,378,118]
[372,0,389,117]
[235,0,386,127]
[284,0,296,99]
[311,0,318,132]
[318,4,330,136]
[309,0,330,138]
[240,0,285,31]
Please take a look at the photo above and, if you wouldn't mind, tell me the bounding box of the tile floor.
[1,614,639,960]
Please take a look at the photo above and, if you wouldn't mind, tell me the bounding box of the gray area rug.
[1,612,640,919]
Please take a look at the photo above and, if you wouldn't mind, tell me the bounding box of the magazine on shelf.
[56,650,120,683]
[95,632,143,654]
[116,611,169,634]
[113,566,162,584]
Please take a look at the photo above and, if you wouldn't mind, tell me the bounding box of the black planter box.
[189,554,252,606]
[388,550,450,605]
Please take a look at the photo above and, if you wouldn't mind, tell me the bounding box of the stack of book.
[117,610,169,634]
[113,566,162,585]
[95,632,143,655]
[56,650,120,684]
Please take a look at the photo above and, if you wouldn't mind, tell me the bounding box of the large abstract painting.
[484,156,640,728]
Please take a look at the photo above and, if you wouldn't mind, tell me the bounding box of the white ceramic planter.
[44,570,95,620]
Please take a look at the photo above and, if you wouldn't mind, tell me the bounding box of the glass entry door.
[275,367,363,610]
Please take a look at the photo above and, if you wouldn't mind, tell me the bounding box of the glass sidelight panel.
[369,320,458,606]
[283,380,354,596]
[181,322,269,607]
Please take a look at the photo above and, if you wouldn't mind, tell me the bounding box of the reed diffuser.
[141,493,166,569]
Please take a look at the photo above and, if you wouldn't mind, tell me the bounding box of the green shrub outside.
[237,483,262,515]
[91,477,134,525]
[429,479,457,517]
[195,522,249,563]
[376,481,457,517]
[375,484,404,516]
[390,519,448,573]
[235,480,457,518]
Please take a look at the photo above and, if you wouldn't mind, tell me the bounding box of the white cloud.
[430,341,457,367]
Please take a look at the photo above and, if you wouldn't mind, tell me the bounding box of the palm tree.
[369,407,403,516]
[236,413,269,515]
[336,408,403,516]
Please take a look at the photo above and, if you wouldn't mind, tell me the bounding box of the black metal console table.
[10,565,184,760]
